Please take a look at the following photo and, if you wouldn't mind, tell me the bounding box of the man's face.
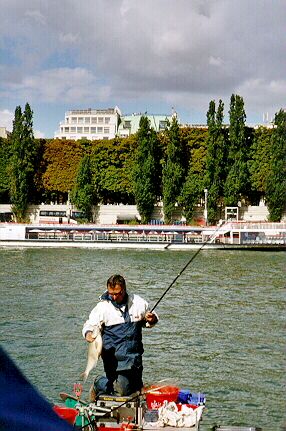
[107,283,126,304]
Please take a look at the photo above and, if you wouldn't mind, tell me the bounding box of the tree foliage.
[180,145,207,224]
[70,153,96,221]
[0,138,11,202]
[8,103,36,221]
[133,116,160,224]
[204,100,227,223]
[249,126,273,200]
[265,110,286,221]
[42,139,83,201]
[91,136,136,205]
[2,101,285,223]
[224,94,250,206]
[178,128,207,223]
[162,116,185,223]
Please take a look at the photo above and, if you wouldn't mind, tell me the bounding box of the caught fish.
[81,328,103,383]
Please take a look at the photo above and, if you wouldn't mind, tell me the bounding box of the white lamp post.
[204,188,208,226]
[67,191,71,224]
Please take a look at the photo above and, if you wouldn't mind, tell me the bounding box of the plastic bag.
[157,401,204,427]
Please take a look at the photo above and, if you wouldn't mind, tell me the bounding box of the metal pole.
[204,188,208,226]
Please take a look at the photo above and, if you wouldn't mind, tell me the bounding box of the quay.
[0,222,285,250]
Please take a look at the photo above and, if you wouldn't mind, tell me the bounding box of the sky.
[0,0,285,138]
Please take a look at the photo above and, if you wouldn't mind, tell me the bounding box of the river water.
[0,248,285,430]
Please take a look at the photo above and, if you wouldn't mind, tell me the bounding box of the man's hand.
[85,331,96,343]
[145,311,158,325]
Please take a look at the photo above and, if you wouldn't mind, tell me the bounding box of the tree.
[70,153,96,222]
[133,116,159,224]
[0,138,11,203]
[180,146,206,224]
[248,126,273,203]
[91,136,136,204]
[265,110,286,221]
[204,99,227,224]
[8,103,36,221]
[42,139,83,202]
[177,127,208,224]
[162,116,185,224]
[224,94,250,206]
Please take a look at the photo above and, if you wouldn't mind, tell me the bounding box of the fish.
[81,328,103,383]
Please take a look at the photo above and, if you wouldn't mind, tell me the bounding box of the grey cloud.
[1,0,286,122]
[2,67,110,104]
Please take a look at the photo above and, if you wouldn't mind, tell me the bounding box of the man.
[82,274,158,397]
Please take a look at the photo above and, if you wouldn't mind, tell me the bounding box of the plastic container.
[188,393,206,405]
[145,386,179,409]
[177,389,191,403]
[143,409,159,422]
[53,405,78,425]
[177,390,206,405]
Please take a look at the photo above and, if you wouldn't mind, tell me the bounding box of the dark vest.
[101,297,144,371]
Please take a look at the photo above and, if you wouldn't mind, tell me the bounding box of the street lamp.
[204,188,208,226]
[67,190,71,224]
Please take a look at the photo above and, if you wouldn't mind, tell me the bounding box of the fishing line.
[150,221,226,313]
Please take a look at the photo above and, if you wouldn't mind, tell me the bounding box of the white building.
[0,127,10,138]
[118,112,178,138]
[54,107,121,140]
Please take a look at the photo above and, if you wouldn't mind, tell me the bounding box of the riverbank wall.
[0,202,281,225]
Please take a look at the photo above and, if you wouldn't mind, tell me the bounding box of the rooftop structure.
[118,111,178,137]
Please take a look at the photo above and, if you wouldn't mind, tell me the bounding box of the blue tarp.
[0,345,73,431]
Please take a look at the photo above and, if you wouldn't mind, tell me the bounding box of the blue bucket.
[177,389,191,404]
[178,390,206,405]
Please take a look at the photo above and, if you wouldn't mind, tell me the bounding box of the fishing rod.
[150,221,226,313]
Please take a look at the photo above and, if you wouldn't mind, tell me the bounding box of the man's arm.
[82,304,103,341]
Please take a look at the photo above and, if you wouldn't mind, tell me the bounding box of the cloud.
[34,129,45,138]
[0,0,286,131]
[59,32,79,44]
[209,56,223,67]
[3,67,111,104]
[237,78,286,120]
[0,109,13,131]
[0,108,45,137]
[24,9,46,26]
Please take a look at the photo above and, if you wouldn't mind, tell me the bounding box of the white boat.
[0,222,285,250]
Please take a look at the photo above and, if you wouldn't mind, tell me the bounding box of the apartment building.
[54,107,121,140]
[55,107,179,141]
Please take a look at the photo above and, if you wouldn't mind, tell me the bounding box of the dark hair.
[107,274,126,290]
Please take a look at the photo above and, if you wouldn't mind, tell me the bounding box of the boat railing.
[228,221,286,230]
[24,225,286,246]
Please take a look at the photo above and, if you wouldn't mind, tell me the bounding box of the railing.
[228,221,286,230]
[66,109,115,115]
[24,229,286,246]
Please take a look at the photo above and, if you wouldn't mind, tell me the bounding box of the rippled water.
[0,248,285,430]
